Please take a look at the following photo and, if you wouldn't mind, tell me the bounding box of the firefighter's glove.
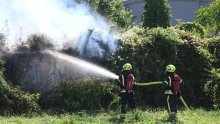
[163,81,168,85]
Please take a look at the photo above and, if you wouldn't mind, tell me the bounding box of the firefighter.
[163,64,182,115]
[118,63,136,117]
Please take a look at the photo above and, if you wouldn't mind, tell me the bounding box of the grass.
[0,109,220,124]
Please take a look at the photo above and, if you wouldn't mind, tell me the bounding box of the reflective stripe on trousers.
[167,95,171,113]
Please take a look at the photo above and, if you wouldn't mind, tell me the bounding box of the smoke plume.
[0,0,118,58]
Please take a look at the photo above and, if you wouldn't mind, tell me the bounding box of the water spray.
[46,50,119,79]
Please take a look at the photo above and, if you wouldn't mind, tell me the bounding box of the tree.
[142,0,171,28]
[75,0,133,29]
[196,0,220,36]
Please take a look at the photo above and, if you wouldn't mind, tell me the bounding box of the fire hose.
[135,81,163,86]
[134,81,190,110]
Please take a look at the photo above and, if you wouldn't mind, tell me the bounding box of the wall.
[123,0,212,25]
[6,52,102,92]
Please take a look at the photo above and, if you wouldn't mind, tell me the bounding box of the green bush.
[53,80,118,112]
[204,68,220,108]
[203,37,220,107]
[16,33,54,52]
[107,27,214,108]
[175,30,213,107]
[205,37,220,68]
[175,21,207,38]
[0,60,40,115]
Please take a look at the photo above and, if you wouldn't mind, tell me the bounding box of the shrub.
[175,30,213,107]
[16,33,54,52]
[204,68,220,108]
[175,21,207,38]
[53,80,118,112]
[107,27,182,107]
[205,37,220,68]
[203,37,220,107]
[107,27,214,108]
[0,60,40,115]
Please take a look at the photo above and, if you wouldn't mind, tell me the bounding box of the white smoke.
[0,0,118,57]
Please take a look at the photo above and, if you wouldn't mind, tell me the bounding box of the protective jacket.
[164,72,181,94]
[119,71,135,93]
